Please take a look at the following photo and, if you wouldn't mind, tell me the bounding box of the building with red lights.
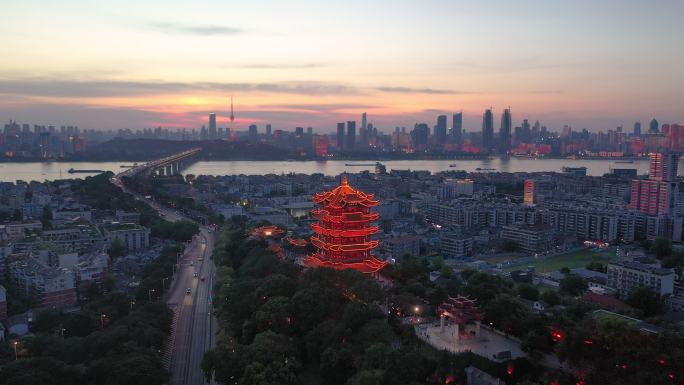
[304,176,388,273]
[630,152,678,216]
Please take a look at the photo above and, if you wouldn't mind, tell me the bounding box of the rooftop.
[608,260,674,276]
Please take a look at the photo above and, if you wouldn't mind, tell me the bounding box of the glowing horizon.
[1,0,683,132]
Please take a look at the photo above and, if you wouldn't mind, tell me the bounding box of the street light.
[130,300,136,312]
[162,277,169,291]
[13,341,18,360]
[100,313,107,330]
[148,289,156,302]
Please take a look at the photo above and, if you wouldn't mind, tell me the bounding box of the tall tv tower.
[229,96,235,142]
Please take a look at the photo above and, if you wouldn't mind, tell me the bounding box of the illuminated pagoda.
[251,225,284,238]
[437,295,483,342]
[305,175,388,274]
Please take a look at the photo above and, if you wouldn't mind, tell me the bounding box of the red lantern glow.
[551,330,564,342]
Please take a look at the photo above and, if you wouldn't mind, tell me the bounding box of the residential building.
[2,221,42,239]
[501,224,554,254]
[383,235,420,259]
[607,260,675,299]
[440,233,473,258]
[523,178,553,205]
[115,210,141,224]
[8,257,77,309]
[102,223,150,251]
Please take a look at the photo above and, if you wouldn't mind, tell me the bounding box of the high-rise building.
[648,152,679,181]
[337,123,345,150]
[313,135,328,157]
[295,127,304,136]
[524,178,553,205]
[521,119,531,143]
[346,121,356,151]
[208,113,217,140]
[633,122,641,136]
[630,152,679,216]
[307,127,313,135]
[649,118,659,134]
[266,124,272,136]
[248,124,258,142]
[435,115,447,146]
[359,113,368,148]
[499,108,512,153]
[482,108,494,152]
[411,123,430,150]
[452,112,463,145]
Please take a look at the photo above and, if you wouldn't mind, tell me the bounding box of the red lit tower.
[305,175,388,273]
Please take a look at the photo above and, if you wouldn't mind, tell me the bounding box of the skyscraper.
[266,124,272,136]
[452,112,463,145]
[499,108,512,153]
[209,113,217,140]
[411,123,429,149]
[248,124,258,142]
[521,119,531,143]
[633,122,641,136]
[359,113,368,148]
[346,121,356,151]
[482,108,494,152]
[649,118,659,134]
[435,115,447,146]
[337,123,345,150]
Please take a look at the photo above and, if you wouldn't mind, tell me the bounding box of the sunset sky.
[1,0,683,132]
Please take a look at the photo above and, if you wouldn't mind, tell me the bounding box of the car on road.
[186,288,191,295]
[190,261,194,266]
[201,276,205,281]
[194,272,198,278]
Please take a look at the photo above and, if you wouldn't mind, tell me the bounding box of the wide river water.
[0,158,659,183]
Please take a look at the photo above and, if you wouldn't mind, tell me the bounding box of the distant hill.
[73,138,297,161]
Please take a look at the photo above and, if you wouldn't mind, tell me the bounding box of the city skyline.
[1,0,683,131]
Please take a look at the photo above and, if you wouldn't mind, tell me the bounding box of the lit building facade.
[630,152,679,216]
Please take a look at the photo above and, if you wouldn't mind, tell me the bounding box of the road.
[111,174,218,384]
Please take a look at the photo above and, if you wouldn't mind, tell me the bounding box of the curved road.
[111,174,218,384]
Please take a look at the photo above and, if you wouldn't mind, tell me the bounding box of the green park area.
[527,248,616,273]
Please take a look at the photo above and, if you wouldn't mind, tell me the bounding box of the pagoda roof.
[313,175,378,208]
[304,254,388,274]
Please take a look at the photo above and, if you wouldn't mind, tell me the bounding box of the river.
[0,158,657,182]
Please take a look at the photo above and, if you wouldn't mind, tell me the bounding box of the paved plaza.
[416,322,527,360]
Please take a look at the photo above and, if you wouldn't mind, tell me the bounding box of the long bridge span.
[124,148,202,177]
